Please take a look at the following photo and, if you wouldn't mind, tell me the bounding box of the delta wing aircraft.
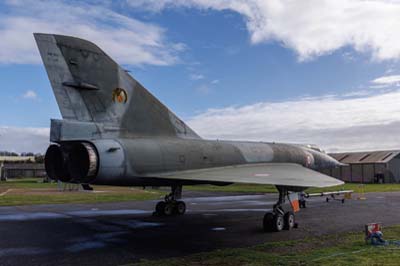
[35,33,344,232]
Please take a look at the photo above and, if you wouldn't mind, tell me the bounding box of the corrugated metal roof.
[329,150,400,164]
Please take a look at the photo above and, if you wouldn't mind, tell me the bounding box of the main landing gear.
[154,185,186,216]
[263,186,297,232]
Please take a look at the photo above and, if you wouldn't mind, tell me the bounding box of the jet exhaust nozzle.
[68,142,98,183]
[45,144,69,182]
[44,142,99,183]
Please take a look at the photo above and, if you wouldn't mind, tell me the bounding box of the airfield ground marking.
[0,189,12,197]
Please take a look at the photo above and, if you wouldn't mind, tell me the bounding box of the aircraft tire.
[283,211,295,230]
[164,202,174,216]
[175,201,186,215]
[263,212,274,232]
[155,201,166,215]
[272,214,284,232]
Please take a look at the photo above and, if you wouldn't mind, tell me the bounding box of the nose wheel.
[263,187,297,232]
[283,211,295,230]
[263,211,295,232]
[154,185,186,216]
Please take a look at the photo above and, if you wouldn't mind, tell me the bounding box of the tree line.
[0,151,44,163]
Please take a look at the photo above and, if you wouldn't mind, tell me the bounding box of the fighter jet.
[34,33,344,232]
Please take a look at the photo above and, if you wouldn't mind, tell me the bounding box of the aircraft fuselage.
[46,136,340,187]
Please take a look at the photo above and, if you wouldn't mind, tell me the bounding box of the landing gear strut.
[154,185,186,216]
[263,186,296,232]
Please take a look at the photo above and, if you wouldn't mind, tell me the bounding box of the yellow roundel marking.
[112,88,128,103]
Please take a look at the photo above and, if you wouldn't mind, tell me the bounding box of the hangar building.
[321,150,400,183]
[0,156,45,181]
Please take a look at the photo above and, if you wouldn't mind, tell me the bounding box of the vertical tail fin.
[34,33,200,139]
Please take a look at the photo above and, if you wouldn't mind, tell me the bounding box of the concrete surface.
[0,191,399,266]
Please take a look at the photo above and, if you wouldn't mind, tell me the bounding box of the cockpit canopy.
[305,144,326,154]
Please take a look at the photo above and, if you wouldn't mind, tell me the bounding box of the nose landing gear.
[154,185,186,216]
[263,186,297,232]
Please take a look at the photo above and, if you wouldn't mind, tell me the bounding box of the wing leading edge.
[147,163,344,188]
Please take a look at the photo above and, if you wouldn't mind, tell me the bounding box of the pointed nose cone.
[326,155,347,168]
[312,151,346,169]
[332,159,347,168]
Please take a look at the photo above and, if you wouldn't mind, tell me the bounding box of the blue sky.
[1,0,400,153]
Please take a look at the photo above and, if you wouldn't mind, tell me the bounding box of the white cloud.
[0,0,183,65]
[211,79,220,84]
[195,84,211,94]
[127,0,400,61]
[190,73,205,80]
[3,89,400,153]
[372,75,400,86]
[0,126,49,154]
[22,90,37,99]
[187,90,400,152]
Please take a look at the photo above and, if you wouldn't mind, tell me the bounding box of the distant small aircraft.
[35,33,343,233]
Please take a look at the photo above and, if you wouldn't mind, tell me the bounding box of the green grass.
[186,183,400,194]
[0,178,163,206]
[0,178,57,189]
[0,191,163,206]
[2,178,400,207]
[130,225,400,266]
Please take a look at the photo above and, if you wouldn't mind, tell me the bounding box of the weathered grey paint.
[59,137,339,186]
[34,34,92,120]
[35,33,200,140]
[35,33,343,188]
